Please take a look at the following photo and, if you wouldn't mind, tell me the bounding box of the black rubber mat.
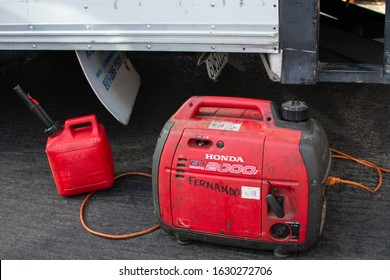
[0,51,388,259]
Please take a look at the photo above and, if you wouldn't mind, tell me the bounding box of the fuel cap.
[281,100,310,122]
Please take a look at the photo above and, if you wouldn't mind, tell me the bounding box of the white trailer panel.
[0,0,279,53]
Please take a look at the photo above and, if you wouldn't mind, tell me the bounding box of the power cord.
[326,148,390,193]
[80,171,160,239]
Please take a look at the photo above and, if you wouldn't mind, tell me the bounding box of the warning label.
[209,121,242,131]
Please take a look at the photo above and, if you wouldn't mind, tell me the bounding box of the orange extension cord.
[326,148,390,193]
[80,149,389,239]
[80,172,160,239]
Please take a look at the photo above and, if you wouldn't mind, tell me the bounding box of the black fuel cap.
[281,100,310,122]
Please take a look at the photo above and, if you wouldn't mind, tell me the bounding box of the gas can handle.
[64,115,99,136]
[173,96,274,122]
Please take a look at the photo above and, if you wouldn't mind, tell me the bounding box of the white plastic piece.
[76,51,141,125]
[268,51,283,79]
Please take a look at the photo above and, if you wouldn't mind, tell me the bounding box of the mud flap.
[76,51,141,125]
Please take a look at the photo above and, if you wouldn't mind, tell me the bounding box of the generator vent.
[175,158,187,179]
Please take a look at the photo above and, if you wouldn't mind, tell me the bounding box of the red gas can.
[46,115,114,196]
[14,86,114,196]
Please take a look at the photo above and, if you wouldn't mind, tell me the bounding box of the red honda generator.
[152,96,331,255]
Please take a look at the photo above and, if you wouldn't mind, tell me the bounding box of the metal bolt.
[86,25,91,30]
[211,25,215,29]
[29,25,33,30]
[146,25,151,28]
[211,45,216,50]
[311,179,318,186]
[32,44,36,48]
[210,2,215,7]
[147,45,152,49]
[217,141,224,149]
[87,44,92,49]
[84,5,88,9]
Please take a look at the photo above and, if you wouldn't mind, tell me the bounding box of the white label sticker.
[241,186,260,200]
[209,121,242,131]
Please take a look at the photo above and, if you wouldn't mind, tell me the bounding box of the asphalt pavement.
[0,51,389,259]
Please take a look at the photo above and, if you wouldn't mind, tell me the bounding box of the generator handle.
[174,96,273,121]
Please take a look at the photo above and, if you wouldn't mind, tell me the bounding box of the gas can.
[46,115,114,196]
[153,96,331,254]
[14,85,114,197]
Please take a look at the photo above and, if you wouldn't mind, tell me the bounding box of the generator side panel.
[298,119,331,250]
[152,120,176,230]
[0,0,279,53]
[261,130,309,245]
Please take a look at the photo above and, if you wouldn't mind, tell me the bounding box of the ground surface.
[0,51,388,259]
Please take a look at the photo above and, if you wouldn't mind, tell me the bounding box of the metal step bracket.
[198,52,229,81]
[260,53,281,82]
